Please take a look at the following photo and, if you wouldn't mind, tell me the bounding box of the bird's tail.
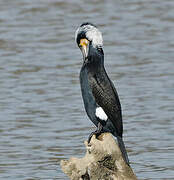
[117,136,130,166]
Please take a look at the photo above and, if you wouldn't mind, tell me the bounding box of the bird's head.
[75,23,104,63]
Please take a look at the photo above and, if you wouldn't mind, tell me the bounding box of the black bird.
[75,22,129,165]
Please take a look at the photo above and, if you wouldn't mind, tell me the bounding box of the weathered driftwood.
[60,133,137,180]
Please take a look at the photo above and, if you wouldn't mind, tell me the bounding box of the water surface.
[0,0,174,179]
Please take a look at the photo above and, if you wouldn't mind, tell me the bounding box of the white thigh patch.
[95,107,108,121]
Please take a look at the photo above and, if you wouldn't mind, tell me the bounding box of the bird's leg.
[88,122,103,143]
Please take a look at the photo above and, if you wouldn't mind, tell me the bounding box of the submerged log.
[60,133,137,180]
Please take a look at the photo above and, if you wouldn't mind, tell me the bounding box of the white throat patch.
[75,24,103,48]
[95,107,108,121]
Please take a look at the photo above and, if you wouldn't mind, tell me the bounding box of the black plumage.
[76,23,129,165]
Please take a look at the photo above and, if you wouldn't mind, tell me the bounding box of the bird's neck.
[85,53,105,75]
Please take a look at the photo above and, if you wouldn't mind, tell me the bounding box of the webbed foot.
[88,122,103,143]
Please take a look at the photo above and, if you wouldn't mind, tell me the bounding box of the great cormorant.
[75,22,129,165]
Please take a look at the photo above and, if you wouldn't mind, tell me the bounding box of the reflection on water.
[0,0,174,179]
